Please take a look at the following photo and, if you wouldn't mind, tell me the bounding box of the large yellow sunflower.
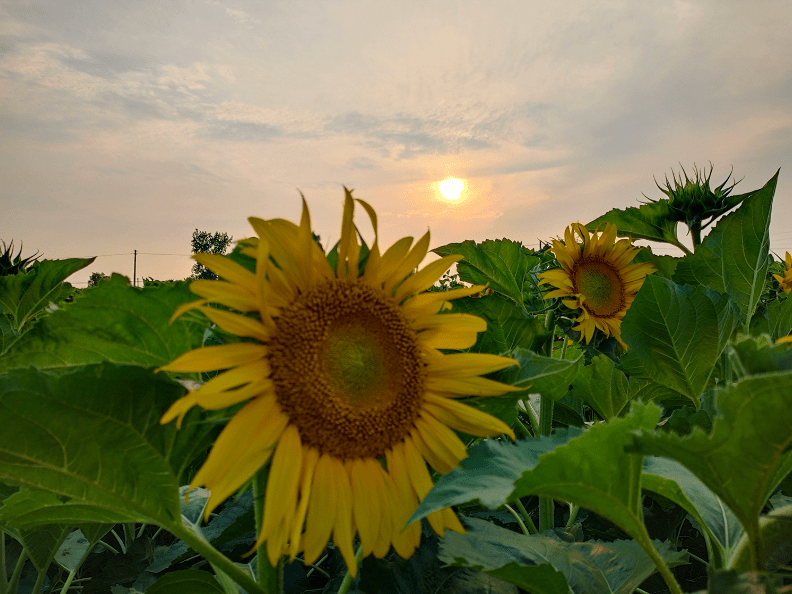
[538,222,655,349]
[158,190,519,576]
[773,251,792,293]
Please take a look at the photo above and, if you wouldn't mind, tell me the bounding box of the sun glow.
[438,178,464,201]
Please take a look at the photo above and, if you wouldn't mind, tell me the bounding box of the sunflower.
[158,190,519,576]
[538,222,655,349]
[773,251,792,293]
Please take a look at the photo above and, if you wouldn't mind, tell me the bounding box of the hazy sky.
[2,0,791,286]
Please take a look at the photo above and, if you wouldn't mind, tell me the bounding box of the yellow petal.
[425,353,518,377]
[287,446,320,560]
[349,458,379,558]
[189,280,258,312]
[331,457,358,576]
[158,343,267,373]
[197,307,270,342]
[423,393,516,439]
[261,425,303,552]
[303,454,338,565]
[425,375,523,397]
[193,253,256,293]
[401,285,485,318]
[392,254,463,304]
[384,230,431,294]
[337,188,360,280]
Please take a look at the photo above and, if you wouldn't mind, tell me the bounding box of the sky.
[2,0,791,286]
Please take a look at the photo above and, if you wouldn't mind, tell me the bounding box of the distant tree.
[190,229,233,280]
[87,272,110,287]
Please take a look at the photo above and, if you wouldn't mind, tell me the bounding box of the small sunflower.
[159,190,519,575]
[773,251,792,293]
[538,222,655,349]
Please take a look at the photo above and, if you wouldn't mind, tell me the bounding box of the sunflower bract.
[538,222,655,349]
[158,189,520,576]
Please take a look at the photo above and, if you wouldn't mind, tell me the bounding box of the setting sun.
[438,177,464,201]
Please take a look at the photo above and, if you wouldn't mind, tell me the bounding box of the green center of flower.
[268,279,426,460]
[574,260,625,317]
[323,326,386,403]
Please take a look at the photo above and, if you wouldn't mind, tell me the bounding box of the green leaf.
[409,429,582,518]
[441,517,686,594]
[700,570,786,594]
[497,348,581,400]
[147,569,225,594]
[633,247,679,280]
[433,239,540,307]
[413,404,662,550]
[766,297,792,341]
[673,171,778,331]
[0,258,94,332]
[632,371,792,570]
[729,504,792,572]
[586,200,682,248]
[439,519,569,594]
[0,274,206,373]
[570,354,632,420]
[731,334,792,375]
[642,457,743,569]
[0,364,216,530]
[445,294,549,355]
[620,276,737,406]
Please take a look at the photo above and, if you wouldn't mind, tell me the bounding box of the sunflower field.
[0,166,790,594]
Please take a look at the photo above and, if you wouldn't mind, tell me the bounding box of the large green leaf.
[620,276,737,406]
[766,297,792,341]
[0,258,94,332]
[586,200,683,249]
[413,404,661,548]
[729,504,792,572]
[433,239,540,307]
[441,518,686,594]
[444,294,549,355]
[0,274,206,372]
[673,171,778,331]
[633,371,792,570]
[642,457,743,569]
[730,335,792,375]
[496,348,581,400]
[570,354,632,420]
[409,429,582,516]
[0,364,215,530]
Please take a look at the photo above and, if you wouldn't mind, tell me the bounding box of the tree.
[87,272,109,287]
[190,229,233,280]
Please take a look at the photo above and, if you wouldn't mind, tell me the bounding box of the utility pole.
[133,249,137,287]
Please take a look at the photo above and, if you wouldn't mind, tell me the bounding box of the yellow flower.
[538,222,655,349]
[773,252,792,293]
[158,190,519,575]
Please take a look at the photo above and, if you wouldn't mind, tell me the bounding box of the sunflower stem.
[538,315,557,532]
[691,222,702,249]
[253,469,282,594]
[515,415,533,438]
[168,523,267,594]
[503,504,531,536]
[336,544,363,594]
[514,498,539,535]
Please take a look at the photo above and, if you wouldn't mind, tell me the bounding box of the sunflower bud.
[650,163,741,230]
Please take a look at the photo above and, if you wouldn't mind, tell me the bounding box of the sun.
[438,178,464,201]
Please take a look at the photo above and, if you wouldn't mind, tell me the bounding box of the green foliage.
[440,518,687,594]
[0,257,94,333]
[0,274,206,373]
[433,238,543,309]
[620,276,737,406]
[633,371,792,570]
[673,171,778,331]
[87,271,109,287]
